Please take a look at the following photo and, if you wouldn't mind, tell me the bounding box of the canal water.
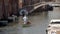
[22,7,60,34]
[0,7,60,34]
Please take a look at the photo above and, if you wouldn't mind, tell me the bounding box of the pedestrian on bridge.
[19,9,28,17]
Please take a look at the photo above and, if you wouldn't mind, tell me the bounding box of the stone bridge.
[21,2,60,13]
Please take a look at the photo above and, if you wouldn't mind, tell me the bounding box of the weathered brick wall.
[0,0,18,19]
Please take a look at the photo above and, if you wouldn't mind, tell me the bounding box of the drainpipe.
[2,0,7,20]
